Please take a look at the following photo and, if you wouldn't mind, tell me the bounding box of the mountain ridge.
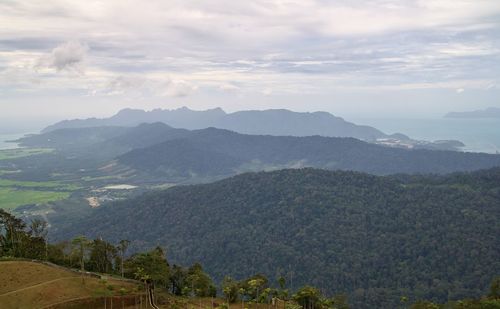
[17,123,500,180]
[117,125,500,177]
[41,107,390,141]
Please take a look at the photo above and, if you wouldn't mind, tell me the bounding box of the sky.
[1,0,500,130]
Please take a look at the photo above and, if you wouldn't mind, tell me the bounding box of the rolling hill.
[118,127,500,177]
[51,168,500,309]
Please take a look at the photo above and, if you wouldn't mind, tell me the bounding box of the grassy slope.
[0,261,137,308]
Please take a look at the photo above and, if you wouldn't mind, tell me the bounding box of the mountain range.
[18,123,500,181]
[42,107,398,141]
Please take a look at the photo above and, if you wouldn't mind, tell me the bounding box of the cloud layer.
[0,0,499,119]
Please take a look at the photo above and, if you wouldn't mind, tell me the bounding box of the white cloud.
[36,41,88,72]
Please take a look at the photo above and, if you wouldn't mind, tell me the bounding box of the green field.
[0,170,20,176]
[0,148,53,160]
[0,179,80,191]
[0,188,70,210]
[0,178,80,210]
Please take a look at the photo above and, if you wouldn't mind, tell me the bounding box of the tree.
[490,277,500,299]
[169,264,188,295]
[71,235,92,276]
[125,247,169,287]
[185,262,217,297]
[89,238,117,273]
[28,218,49,260]
[293,286,322,309]
[117,239,130,278]
[277,276,289,300]
[241,274,269,302]
[222,276,239,303]
[29,218,48,238]
[0,209,26,257]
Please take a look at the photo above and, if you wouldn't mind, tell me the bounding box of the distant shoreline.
[349,117,500,154]
[444,107,500,119]
[0,133,30,150]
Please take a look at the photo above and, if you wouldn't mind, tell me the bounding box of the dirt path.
[0,276,79,297]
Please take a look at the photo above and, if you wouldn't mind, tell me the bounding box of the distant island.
[445,107,500,118]
[42,107,464,151]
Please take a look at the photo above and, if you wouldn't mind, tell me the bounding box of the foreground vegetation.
[2,199,499,308]
[0,209,350,308]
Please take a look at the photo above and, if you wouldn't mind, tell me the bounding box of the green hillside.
[51,168,500,308]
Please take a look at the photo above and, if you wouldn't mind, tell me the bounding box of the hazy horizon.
[0,104,496,134]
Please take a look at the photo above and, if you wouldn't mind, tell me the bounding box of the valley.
[3,2,500,308]
[0,111,499,309]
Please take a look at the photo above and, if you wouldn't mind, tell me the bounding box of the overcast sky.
[1,0,500,128]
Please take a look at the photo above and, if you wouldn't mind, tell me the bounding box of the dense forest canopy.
[50,167,500,309]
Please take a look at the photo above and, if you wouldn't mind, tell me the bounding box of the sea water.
[0,133,28,150]
[351,118,500,154]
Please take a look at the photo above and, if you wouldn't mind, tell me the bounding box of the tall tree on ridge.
[117,239,130,278]
[71,235,92,281]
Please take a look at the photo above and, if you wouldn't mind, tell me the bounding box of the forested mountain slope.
[52,168,500,309]
[118,127,500,176]
[17,123,500,179]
